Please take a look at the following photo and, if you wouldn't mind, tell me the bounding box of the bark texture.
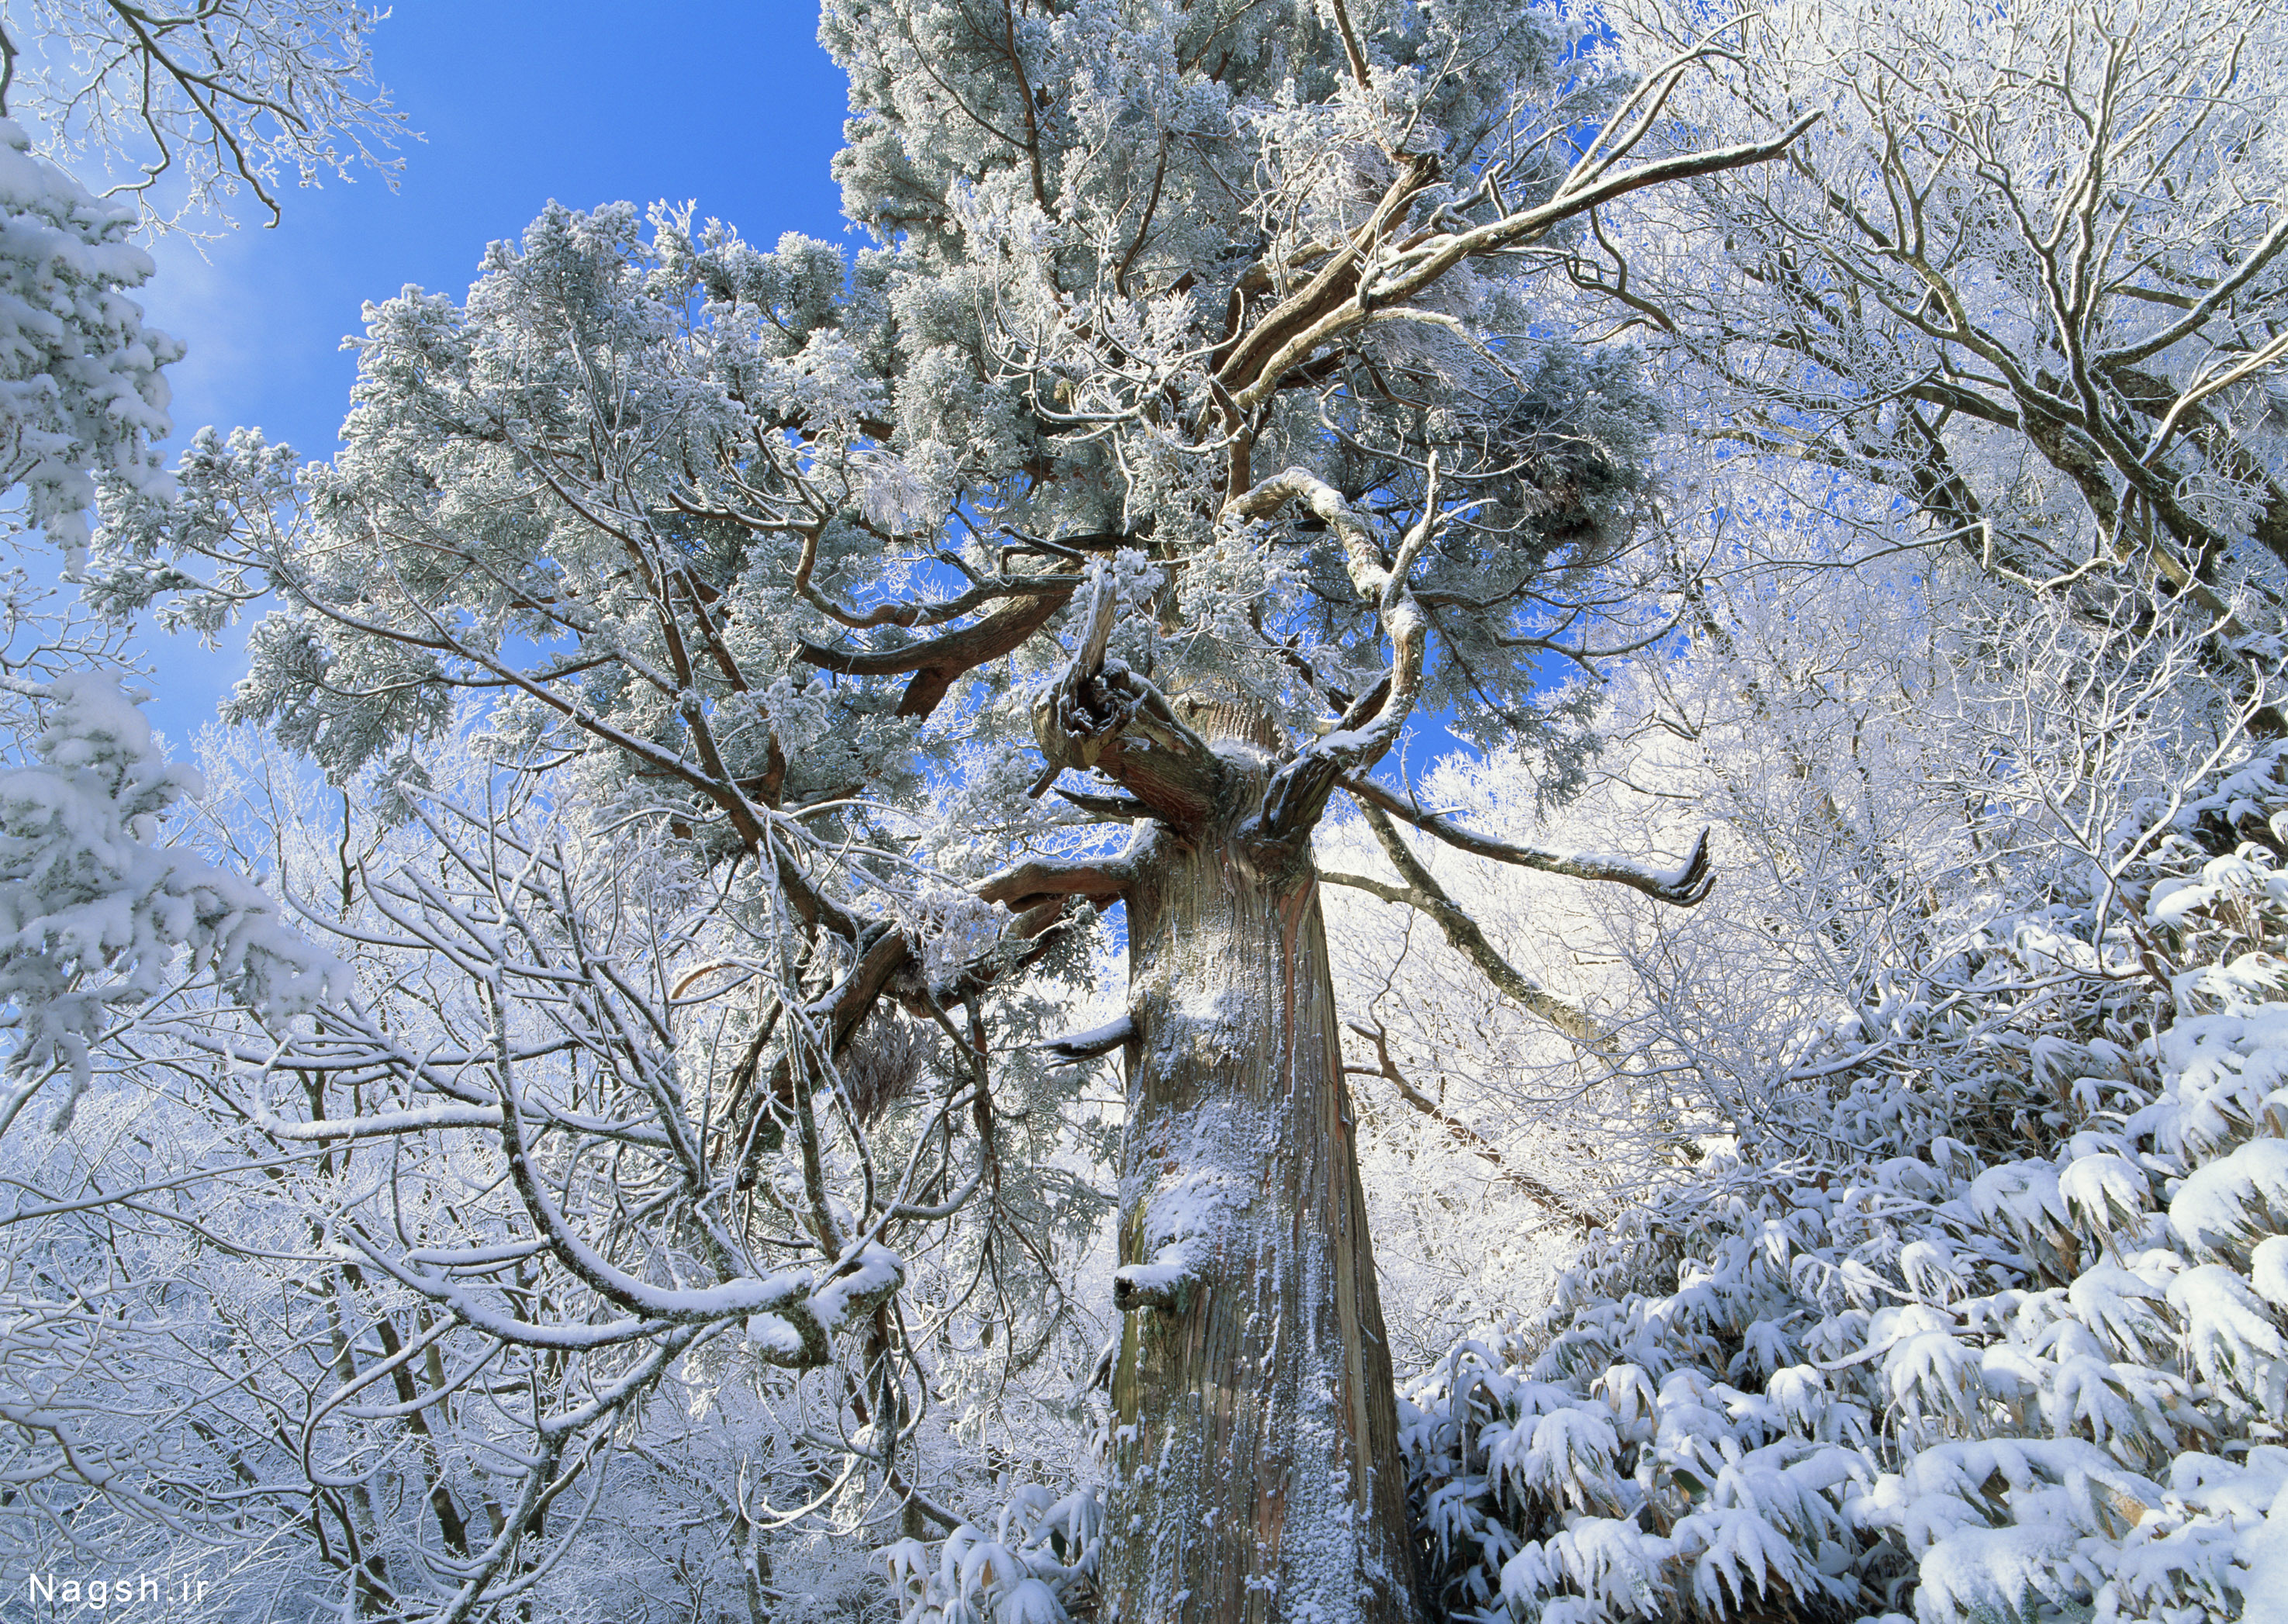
[1104,713,1419,1624]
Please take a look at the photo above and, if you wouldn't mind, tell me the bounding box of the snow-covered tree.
[28,3,2283,1622]
[88,3,1806,1615]
[1583,0,2288,722]
[0,630,339,1135]
[0,0,400,228]
[0,0,390,1103]
[0,116,176,558]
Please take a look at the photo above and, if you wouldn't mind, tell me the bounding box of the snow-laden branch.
[0,673,344,1135]
[1033,1013,1135,1064]
[1343,773,1716,906]
[794,572,1080,721]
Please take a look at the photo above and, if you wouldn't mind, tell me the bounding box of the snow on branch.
[1214,90,1816,414]
[974,854,1132,913]
[1343,772,1716,906]
[1032,1013,1135,1065]
[0,673,344,1135]
[0,123,178,555]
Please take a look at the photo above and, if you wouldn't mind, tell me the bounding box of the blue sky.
[127,1,852,746]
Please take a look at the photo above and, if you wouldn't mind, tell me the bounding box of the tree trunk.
[1103,713,1419,1624]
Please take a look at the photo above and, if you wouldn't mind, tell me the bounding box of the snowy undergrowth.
[1402,745,2288,1624]
[883,1485,1101,1624]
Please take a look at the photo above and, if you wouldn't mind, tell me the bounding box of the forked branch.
[1332,800,1610,1049]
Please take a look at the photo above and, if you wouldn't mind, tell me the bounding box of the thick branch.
[796,581,1079,719]
[1056,786,1153,821]
[1343,775,1715,906]
[1335,801,1609,1050]
[975,855,1132,912]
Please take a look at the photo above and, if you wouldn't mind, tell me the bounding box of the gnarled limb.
[1343,774,1716,906]
[1029,564,1225,827]
[796,577,1080,719]
[1325,807,1609,1051]
[782,516,1073,634]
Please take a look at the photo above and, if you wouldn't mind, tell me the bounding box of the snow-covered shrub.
[1405,745,2288,1623]
[883,1486,1102,1624]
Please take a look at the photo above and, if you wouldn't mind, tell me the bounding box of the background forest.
[2,2,2285,1622]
